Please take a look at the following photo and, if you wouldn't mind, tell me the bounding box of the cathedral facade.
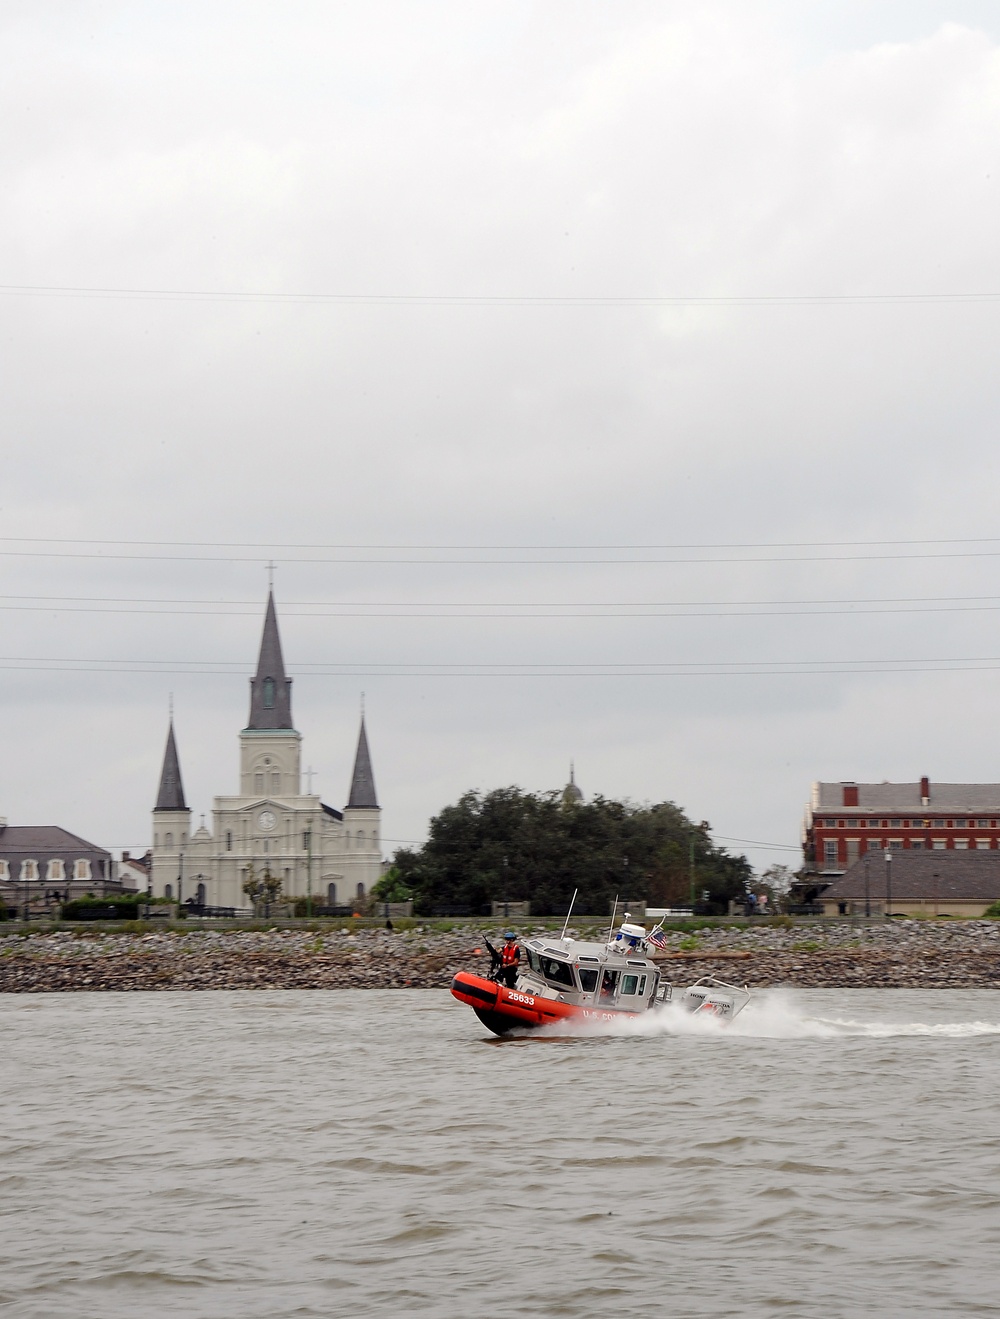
[150,591,383,909]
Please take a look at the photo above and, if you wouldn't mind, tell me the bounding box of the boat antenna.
[560,888,579,941]
[607,894,619,947]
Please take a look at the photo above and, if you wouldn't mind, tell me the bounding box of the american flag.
[646,924,668,949]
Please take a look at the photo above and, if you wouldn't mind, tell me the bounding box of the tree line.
[376,787,753,916]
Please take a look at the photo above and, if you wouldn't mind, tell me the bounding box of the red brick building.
[803,777,1000,875]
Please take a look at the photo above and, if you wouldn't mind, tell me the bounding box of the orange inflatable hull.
[450,971,645,1035]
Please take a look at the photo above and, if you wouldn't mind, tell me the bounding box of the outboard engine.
[680,976,751,1021]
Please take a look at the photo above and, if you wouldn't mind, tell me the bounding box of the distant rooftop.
[812,781,1000,814]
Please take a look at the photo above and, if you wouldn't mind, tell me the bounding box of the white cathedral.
[150,590,383,910]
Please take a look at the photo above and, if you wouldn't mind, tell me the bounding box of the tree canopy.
[391,787,752,916]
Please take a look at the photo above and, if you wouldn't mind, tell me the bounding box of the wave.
[529,989,1000,1041]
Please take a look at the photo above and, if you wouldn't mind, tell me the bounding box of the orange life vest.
[501,941,520,967]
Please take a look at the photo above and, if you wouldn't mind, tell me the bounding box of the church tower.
[151,718,191,897]
[342,715,383,896]
[239,589,302,798]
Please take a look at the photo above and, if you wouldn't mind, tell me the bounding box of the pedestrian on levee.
[500,932,520,988]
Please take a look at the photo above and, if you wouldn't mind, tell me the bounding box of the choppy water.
[3,989,1000,1318]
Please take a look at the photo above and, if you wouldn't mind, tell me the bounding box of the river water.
[3,988,1000,1318]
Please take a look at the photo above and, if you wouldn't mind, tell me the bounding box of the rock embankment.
[2,921,1000,992]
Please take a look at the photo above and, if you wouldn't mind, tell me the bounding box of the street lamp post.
[178,850,184,910]
[884,849,892,919]
[306,822,313,919]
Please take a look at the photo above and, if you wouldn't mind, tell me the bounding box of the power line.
[2,282,999,306]
[7,590,1000,605]
[7,547,1000,566]
[4,658,1000,677]
[5,535,1000,550]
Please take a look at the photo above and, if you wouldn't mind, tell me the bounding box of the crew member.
[500,931,520,988]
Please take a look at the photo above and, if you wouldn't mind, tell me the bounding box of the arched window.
[165,883,173,901]
[271,771,281,792]
[357,830,365,848]
[263,677,275,708]
[21,860,38,881]
[0,860,8,880]
[74,860,90,880]
[165,832,173,848]
[327,882,337,905]
[196,882,206,905]
[254,772,264,792]
[356,882,365,899]
[344,831,351,849]
[48,859,64,881]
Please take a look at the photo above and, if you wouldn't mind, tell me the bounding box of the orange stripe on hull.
[450,972,644,1034]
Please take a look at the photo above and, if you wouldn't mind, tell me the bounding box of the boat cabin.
[519,937,661,1011]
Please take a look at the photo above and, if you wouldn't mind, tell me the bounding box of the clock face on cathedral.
[258,810,276,831]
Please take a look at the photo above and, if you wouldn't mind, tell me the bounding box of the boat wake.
[528,990,1000,1041]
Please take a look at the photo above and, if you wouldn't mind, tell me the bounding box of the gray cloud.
[2,2,1000,874]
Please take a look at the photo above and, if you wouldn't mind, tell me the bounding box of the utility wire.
[8,548,1000,565]
[5,535,1000,550]
[2,282,1000,306]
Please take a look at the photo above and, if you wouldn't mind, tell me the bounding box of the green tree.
[371,866,413,903]
[392,787,751,916]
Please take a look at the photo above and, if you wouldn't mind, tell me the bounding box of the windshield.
[541,957,575,988]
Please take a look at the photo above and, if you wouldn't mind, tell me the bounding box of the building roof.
[822,851,1000,902]
[812,781,1000,814]
[321,802,344,822]
[0,825,110,859]
[561,763,583,807]
[346,717,378,809]
[246,590,294,731]
[154,719,188,812]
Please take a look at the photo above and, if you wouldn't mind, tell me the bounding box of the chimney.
[842,783,858,807]
[920,776,930,807]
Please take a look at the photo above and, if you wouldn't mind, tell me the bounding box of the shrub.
[61,895,143,921]
[983,901,1000,919]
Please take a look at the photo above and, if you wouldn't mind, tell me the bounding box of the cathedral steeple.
[246,590,294,731]
[346,716,379,808]
[154,719,187,811]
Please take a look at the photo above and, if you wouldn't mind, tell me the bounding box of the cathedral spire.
[246,590,293,730]
[347,715,379,808]
[154,719,187,811]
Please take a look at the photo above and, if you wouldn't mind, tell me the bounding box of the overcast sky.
[3,1,1000,876]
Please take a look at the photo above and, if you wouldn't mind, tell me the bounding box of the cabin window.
[599,970,619,1000]
[578,968,599,993]
[527,949,540,973]
[621,974,640,995]
[637,975,647,996]
[542,958,575,988]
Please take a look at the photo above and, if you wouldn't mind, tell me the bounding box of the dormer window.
[263,677,275,708]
